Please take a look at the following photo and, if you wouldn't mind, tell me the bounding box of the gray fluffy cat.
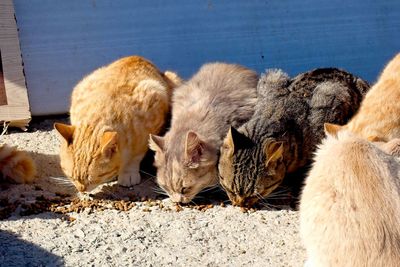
[149,62,258,203]
[218,68,369,207]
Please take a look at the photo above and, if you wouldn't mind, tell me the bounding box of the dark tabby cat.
[218,68,369,207]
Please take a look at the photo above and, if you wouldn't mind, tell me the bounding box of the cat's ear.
[149,134,165,152]
[228,126,253,153]
[264,141,284,167]
[222,127,236,156]
[185,131,204,168]
[324,123,342,138]
[101,132,118,158]
[54,123,75,145]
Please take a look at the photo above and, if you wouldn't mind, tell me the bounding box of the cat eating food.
[55,56,181,192]
[218,68,369,207]
[149,62,258,203]
[300,127,400,267]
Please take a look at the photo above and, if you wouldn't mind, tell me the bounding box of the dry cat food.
[0,194,223,219]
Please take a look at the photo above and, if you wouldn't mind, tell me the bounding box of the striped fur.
[219,68,369,207]
[55,56,181,192]
[0,144,36,183]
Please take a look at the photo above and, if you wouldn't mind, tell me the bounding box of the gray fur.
[221,68,370,206]
[151,62,258,203]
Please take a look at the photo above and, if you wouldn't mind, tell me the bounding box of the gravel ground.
[0,117,306,267]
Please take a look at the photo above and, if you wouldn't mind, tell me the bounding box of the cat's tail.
[163,71,183,90]
[257,69,290,98]
[0,144,36,184]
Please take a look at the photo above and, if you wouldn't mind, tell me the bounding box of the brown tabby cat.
[325,53,400,141]
[0,144,36,183]
[300,127,400,267]
[149,62,258,203]
[55,56,181,192]
[218,68,368,207]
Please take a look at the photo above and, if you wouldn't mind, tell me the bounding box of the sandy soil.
[0,117,306,267]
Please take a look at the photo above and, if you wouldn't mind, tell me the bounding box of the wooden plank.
[13,0,400,115]
[0,51,8,106]
[0,0,31,129]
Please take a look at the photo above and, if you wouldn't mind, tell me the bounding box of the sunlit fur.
[0,144,36,183]
[219,68,369,207]
[300,129,400,267]
[55,56,181,192]
[327,53,400,141]
[149,63,258,203]
[378,138,400,157]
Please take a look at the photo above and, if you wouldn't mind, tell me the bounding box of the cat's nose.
[74,181,87,192]
[231,196,245,207]
[232,196,256,207]
[170,193,191,204]
[170,193,184,203]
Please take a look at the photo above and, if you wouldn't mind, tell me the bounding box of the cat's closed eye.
[181,187,192,194]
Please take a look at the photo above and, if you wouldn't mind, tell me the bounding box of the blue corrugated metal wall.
[13,0,400,115]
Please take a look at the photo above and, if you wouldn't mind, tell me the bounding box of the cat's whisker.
[138,175,155,186]
[265,197,288,200]
[155,191,169,197]
[151,186,169,197]
[255,193,265,201]
[260,201,279,210]
[189,200,198,206]
[151,185,166,193]
[139,170,156,179]
[199,185,220,193]
[101,187,119,199]
[255,193,277,209]
[151,188,164,194]
[49,176,75,187]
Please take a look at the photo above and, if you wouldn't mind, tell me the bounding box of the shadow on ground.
[0,230,64,266]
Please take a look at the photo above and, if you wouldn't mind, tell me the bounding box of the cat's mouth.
[231,196,259,208]
[231,180,283,207]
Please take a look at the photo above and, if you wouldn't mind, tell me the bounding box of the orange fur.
[0,144,36,184]
[328,53,400,141]
[55,56,181,192]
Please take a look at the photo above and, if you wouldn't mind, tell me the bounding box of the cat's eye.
[181,187,191,194]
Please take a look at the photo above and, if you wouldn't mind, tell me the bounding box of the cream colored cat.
[55,56,181,192]
[325,53,400,141]
[300,128,400,267]
[0,143,36,183]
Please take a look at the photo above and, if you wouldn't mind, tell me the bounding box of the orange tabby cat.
[325,53,400,141]
[55,56,181,192]
[0,144,36,183]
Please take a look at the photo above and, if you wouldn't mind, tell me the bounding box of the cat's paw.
[118,172,141,187]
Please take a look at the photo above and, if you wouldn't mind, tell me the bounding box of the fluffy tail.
[0,144,36,184]
[163,71,183,90]
[257,69,290,98]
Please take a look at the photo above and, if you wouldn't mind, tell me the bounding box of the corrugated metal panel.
[14,0,400,115]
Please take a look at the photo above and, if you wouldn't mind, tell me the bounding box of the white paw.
[118,172,141,187]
